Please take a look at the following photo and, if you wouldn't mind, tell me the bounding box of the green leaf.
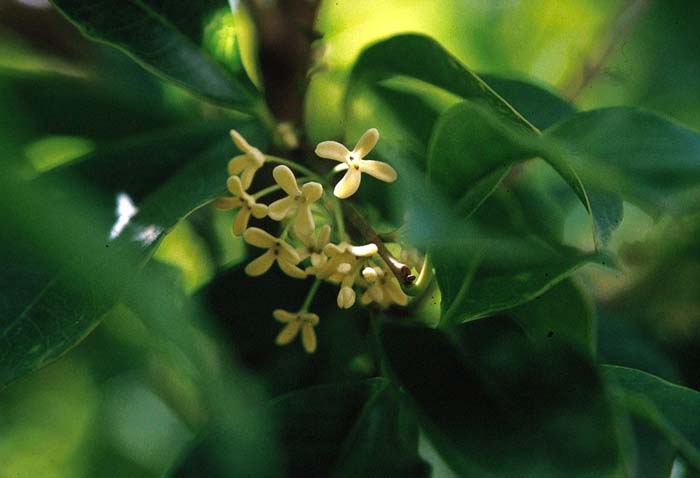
[436,248,604,326]
[379,317,622,477]
[50,0,259,108]
[346,33,537,134]
[602,365,700,471]
[427,101,622,249]
[0,122,261,388]
[174,379,428,477]
[510,279,595,356]
[47,120,256,201]
[546,107,700,216]
[427,100,540,203]
[1,67,182,141]
[479,74,576,130]
[267,379,428,477]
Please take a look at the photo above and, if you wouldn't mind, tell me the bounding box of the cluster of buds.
[214,128,415,353]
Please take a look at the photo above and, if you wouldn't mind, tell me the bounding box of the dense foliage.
[2,1,700,477]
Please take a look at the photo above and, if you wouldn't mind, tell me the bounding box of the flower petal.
[273,309,296,323]
[310,253,326,268]
[353,128,379,157]
[278,259,307,279]
[278,240,301,263]
[228,155,248,175]
[369,283,384,302]
[301,182,323,202]
[333,163,349,173]
[297,247,311,262]
[315,141,349,162]
[276,321,301,345]
[240,166,258,191]
[337,286,356,309]
[317,224,331,247]
[333,168,361,199]
[245,249,276,276]
[293,204,315,237]
[301,313,320,325]
[230,129,252,153]
[349,243,378,257]
[227,175,245,196]
[251,203,268,219]
[301,324,317,353]
[360,290,372,305]
[385,279,408,306]
[243,227,276,248]
[212,196,243,210]
[232,208,251,236]
[268,196,296,221]
[273,165,301,197]
[362,266,378,282]
[360,160,397,183]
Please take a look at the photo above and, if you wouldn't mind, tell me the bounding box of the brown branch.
[342,202,415,286]
[242,0,321,125]
[562,0,650,101]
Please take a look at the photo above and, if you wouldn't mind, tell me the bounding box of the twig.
[562,0,650,101]
[241,0,321,125]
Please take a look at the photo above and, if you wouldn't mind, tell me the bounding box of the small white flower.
[360,266,408,308]
[313,241,378,281]
[297,224,332,268]
[228,129,266,190]
[268,165,324,237]
[273,309,319,353]
[315,128,398,199]
[213,176,268,236]
[337,286,356,309]
[243,227,306,279]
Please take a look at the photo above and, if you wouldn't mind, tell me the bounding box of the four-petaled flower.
[213,176,268,236]
[297,224,332,268]
[268,165,324,237]
[243,227,306,279]
[228,129,266,190]
[315,128,398,199]
[273,309,319,353]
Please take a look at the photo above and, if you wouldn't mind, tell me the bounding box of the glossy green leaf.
[602,365,700,471]
[346,33,536,133]
[436,248,604,326]
[50,0,259,108]
[480,74,576,130]
[379,317,622,477]
[427,101,622,249]
[0,122,261,388]
[546,107,700,216]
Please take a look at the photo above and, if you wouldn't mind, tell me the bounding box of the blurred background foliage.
[1,0,700,476]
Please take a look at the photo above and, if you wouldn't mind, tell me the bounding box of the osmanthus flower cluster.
[215,127,416,353]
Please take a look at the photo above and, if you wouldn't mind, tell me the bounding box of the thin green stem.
[252,184,281,200]
[327,194,346,241]
[280,220,293,241]
[300,278,322,312]
[265,155,320,182]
